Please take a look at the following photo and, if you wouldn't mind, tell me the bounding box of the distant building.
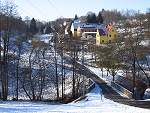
[96,23,118,45]
[70,19,102,38]
[69,19,118,45]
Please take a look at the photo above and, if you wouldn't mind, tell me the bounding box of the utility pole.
[81,41,86,95]
[72,43,76,98]
[132,48,136,99]
[54,33,59,100]
[61,39,64,100]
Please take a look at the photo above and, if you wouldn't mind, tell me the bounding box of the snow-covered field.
[0,84,149,113]
[1,34,149,112]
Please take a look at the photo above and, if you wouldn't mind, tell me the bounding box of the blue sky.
[2,0,150,21]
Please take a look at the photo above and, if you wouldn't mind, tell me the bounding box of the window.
[102,40,104,43]
[109,40,111,43]
[109,35,111,37]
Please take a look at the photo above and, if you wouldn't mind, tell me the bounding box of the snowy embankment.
[86,66,135,98]
[0,84,150,113]
[86,66,123,84]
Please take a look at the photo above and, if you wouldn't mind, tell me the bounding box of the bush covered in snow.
[143,88,150,99]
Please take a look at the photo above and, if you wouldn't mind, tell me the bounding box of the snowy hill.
[0,84,149,113]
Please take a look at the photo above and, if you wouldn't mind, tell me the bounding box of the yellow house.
[70,19,118,44]
[96,24,118,46]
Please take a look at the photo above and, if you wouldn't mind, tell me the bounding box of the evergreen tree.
[74,14,78,20]
[45,22,52,34]
[97,12,104,24]
[86,12,97,23]
[29,18,38,34]
[45,26,52,34]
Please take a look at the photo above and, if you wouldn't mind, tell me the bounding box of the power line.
[18,6,34,19]
[25,0,48,20]
[12,0,48,21]
[47,0,62,16]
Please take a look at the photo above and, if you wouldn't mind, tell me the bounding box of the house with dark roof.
[96,23,118,45]
[69,19,118,45]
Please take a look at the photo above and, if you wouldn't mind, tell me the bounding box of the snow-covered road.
[0,84,150,113]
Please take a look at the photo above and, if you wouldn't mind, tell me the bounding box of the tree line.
[1,0,150,101]
[0,1,90,101]
[93,9,150,99]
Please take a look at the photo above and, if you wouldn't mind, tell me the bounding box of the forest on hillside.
[0,0,150,102]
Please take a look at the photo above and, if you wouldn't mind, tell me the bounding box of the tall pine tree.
[86,12,97,23]
[97,12,103,24]
[29,18,38,35]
